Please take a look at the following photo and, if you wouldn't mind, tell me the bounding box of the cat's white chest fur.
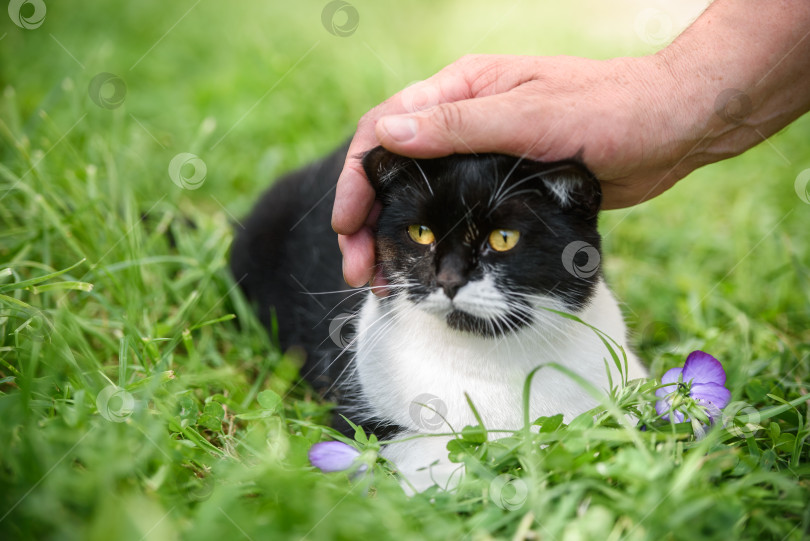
[353,278,646,491]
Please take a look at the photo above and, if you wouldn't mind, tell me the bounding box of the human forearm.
[660,0,810,168]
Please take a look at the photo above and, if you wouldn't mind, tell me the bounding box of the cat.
[230,143,647,491]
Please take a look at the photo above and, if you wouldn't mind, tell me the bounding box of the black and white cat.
[231,143,647,490]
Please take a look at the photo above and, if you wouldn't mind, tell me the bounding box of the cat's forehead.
[364,148,601,225]
[427,155,514,191]
[389,156,511,202]
[399,156,553,216]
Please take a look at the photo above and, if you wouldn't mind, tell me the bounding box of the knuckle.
[443,54,481,76]
[434,102,464,132]
[456,53,484,66]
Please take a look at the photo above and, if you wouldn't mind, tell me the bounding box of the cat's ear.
[535,160,602,218]
[361,146,411,196]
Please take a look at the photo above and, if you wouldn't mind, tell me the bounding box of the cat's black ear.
[535,160,602,218]
[361,146,411,196]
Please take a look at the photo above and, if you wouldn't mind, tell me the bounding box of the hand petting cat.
[331,0,810,292]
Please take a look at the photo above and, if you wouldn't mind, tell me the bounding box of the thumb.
[374,92,568,160]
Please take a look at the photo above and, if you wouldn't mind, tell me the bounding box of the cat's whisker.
[306,284,421,341]
[489,155,528,208]
[327,305,432,422]
[324,295,424,398]
[490,163,580,209]
[358,298,422,355]
[411,159,434,196]
[492,188,546,208]
[489,170,548,211]
[321,307,398,397]
[300,283,417,296]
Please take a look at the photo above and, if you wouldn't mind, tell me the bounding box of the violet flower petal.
[655,396,685,423]
[655,368,683,398]
[691,382,732,410]
[308,441,363,473]
[661,367,683,385]
[682,351,726,386]
[656,367,683,399]
[654,397,670,417]
[654,352,730,426]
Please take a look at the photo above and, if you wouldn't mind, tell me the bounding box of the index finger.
[330,95,411,235]
[331,71,473,235]
[330,103,393,235]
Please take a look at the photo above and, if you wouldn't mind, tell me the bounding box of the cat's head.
[362,146,603,337]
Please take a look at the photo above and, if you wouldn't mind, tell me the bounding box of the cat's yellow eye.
[407,224,435,245]
[488,229,520,252]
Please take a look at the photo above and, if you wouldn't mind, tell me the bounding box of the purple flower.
[655,350,731,423]
[308,441,368,473]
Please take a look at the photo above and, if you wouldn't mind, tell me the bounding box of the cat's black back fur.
[230,143,357,391]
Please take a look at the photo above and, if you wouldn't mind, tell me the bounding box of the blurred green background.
[1,0,808,540]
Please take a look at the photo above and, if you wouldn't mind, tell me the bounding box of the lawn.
[1,1,809,540]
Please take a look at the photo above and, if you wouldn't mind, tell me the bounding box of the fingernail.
[379,116,417,142]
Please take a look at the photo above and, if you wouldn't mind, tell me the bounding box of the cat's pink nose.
[437,269,467,299]
[436,252,468,299]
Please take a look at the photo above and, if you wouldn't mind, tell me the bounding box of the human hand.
[332,0,810,292]
[332,53,701,291]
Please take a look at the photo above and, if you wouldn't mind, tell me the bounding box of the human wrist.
[611,53,709,182]
[654,0,810,170]
[654,34,754,169]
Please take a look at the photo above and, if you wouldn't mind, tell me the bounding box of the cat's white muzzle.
[417,274,510,321]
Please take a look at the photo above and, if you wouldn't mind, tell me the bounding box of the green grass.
[1,1,809,539]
